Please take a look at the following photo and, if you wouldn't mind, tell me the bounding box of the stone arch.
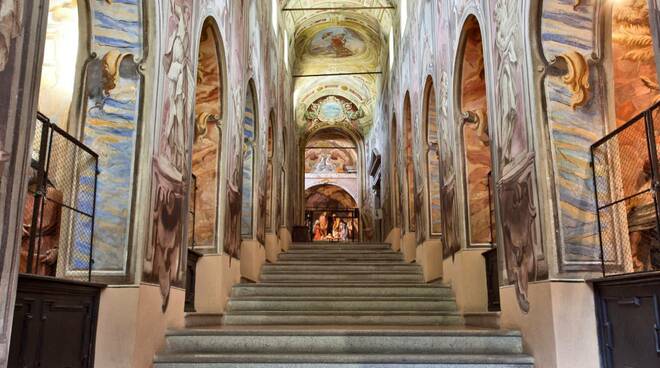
[454,15,495,247]
[403,91,416,233]
[390,113,401,229]
[241,79,258,239]
[265,109,275,233]
[423,75,442,238]
[190,16,225,250]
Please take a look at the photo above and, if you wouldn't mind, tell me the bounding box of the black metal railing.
[591,102,660,276]
[21,112,99,282]
[304,208,360,242]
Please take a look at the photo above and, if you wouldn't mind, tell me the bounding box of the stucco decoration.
[550,51,591,110]
[0,0,20,72]
[81,0,144,273]
[295,75,375,136]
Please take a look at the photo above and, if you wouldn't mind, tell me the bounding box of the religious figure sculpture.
[20,177,62,277]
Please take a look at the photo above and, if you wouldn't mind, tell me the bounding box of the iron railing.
[22,112,99,282]
[305,208,360,242]
[591,102,660,276]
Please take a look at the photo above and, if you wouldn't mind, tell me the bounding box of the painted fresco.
[540,0,610,268]
[404,95,416,232]
[308,26,367,58]
[241,85,256,237]
[192,22,222,249]
[612,0,660,125]
[294,16,381,75]
[426,82,442,236]
[490,0,547,312]
[460,17,494,245]
[265,122,273,232]
[82,0,143,272]
[144,0,193,310]
[305,184,357,209]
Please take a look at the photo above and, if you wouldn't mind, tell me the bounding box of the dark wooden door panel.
[8,275,104,368]
[595,274,660,368]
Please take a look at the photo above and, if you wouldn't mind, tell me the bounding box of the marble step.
[162,329,524,355]
[222,311,464,325]
[226,297,457,312]
[184,313,224,328]
[261,264,420,272]
[231,283,454,298]
[289,243,391,250]
[278,253,404,261]
[259,272,423,282]
[284,248,399,254]
[154,353,534,367]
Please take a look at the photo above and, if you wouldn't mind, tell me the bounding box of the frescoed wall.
[192,20,222,249]
[72,0,145,274]
[459,17,493,246]
[425,80,442,237]
[144,0,194,309]
[240,84,256,238]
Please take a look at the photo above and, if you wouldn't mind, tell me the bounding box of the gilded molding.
[551,51,591,110]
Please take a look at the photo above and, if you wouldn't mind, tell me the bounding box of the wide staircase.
[154,242,534,367]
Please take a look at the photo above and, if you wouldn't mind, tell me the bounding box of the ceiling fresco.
[294,16,381,75]
[284,1,392,139]
[282,0,393,35]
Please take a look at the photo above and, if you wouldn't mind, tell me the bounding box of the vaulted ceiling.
[283,0,394,137]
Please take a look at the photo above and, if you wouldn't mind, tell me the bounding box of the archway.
[390,114,401,229]
[190,18,223,249]
[403,92,416,233]
[303,128,361,241]
[458,16,495,247]
[265,110,275,234]
[305,183,359,242]
[424,77,442,237]
[241,80,258,238]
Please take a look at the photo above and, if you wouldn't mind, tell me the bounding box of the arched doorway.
[458,16,495,247]
[190,18,223,250]
[390,114,402,229]
[241,80,258,239]
[305,183,359,242]
[303,128,361,241]
[265,111,275,234]
[424,77,442,237]
[403,92,416,233]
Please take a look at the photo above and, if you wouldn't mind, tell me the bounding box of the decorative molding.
[550,51,591,110]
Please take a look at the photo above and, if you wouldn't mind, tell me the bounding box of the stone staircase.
[154,242,534,367]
